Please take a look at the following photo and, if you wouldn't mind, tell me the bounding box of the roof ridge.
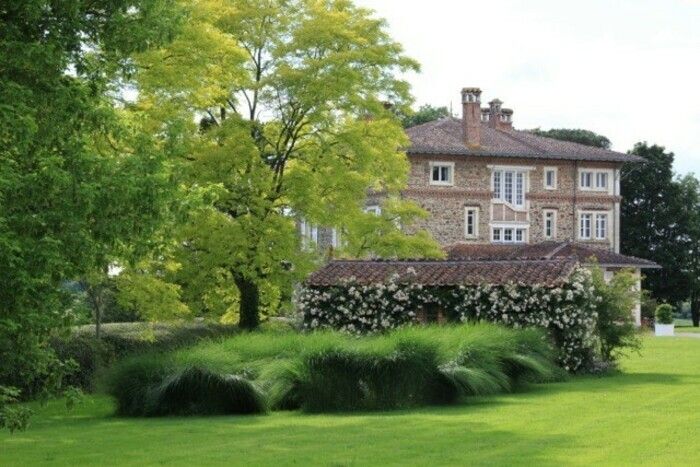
[328,258,573,264]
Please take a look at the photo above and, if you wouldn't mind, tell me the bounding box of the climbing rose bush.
[297,267,599,372]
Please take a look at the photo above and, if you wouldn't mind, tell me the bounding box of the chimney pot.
[501,108,513,130]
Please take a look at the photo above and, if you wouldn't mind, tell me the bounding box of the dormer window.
[429,162,454,186]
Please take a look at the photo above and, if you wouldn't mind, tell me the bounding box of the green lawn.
[3,336,699,466]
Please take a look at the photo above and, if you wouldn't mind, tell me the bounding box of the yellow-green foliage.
[129,0,443,327]
[115,271,190,322]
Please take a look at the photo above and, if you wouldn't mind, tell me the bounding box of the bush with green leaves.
[590,266,641,362]
[103,324,560,415]
[51,321,239,391]
[655,304,675,325]
[0,386,33,433]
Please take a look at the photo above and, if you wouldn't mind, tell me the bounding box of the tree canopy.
[0,0,182,395]
[132,0,442,329]
[529,128,611,149]
[400,104,451,128]
[621,142,700,325]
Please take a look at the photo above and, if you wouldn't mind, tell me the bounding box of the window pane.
[515,229,524,242]
[596,214,607,239]
[597,173,608,188]
[546,170,554,187]
[466,210,474,236]
[515,172,524,206]
[441,166,449,182]
[504,229,513,241]
[432,166,439,181]
[505,172,513,203]
[581,172,592,187]
[493,171,502,199]
[580,214,592,238]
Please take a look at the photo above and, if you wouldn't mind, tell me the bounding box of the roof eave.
[405,147,642,163]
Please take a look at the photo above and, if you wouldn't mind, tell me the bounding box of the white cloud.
[356,0,700,175]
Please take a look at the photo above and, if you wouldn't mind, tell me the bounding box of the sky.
[355,0,700,175]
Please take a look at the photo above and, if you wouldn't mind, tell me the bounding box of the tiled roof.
[405,118,643,163]
[306,259,577,287]
[551,243,660,268]
[446,242,660,268]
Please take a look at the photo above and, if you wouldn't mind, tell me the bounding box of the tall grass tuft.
[103,323,561,415]
[151,367,267,415]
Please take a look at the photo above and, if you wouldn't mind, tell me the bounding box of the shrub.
[655,304,675,324]
[640,294,658,327]
[103,324,559,415]
[51,321,238,391]
[298,267,598,372]
[590,266,641,362]
[0,386,32,433]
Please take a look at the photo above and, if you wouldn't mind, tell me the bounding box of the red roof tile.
[447,242,659,268]
[405,118,642,163]
[306,259,577,287]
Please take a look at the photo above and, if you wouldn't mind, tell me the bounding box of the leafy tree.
[400,104,450,128]
[590,266,641,362]
[134,0,442,329]
[0,1,181,396]
[678,175,700,326]
[620,143,699,318]
[529,128,611,149]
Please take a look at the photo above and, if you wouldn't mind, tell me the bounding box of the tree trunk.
[692,296,700,327]
[87,286,103,339]
[235,276,260,330]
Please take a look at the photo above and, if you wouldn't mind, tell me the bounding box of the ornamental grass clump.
[103,323,559,415]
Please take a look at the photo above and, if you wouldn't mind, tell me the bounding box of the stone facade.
[398,155,621,251]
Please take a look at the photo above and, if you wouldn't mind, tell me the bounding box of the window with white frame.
[492,169,526,208]
[595,213,608,239]
[492,227,527,244]
[579,169,611,191]
[364,205,381,215]
[299,219,318,247]
[595,172,608,189]
[464,207,479,238]
[544,168,557,189]
[579,213,592,239]
[579,211,609,240]
[543,209,557,239]
[430,162,454,186]
[580,172,593,189]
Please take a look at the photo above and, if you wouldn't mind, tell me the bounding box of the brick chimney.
[461,87,481,146]
[488,99,502,129]
[487,99,513,131]
[501,108,513,130]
